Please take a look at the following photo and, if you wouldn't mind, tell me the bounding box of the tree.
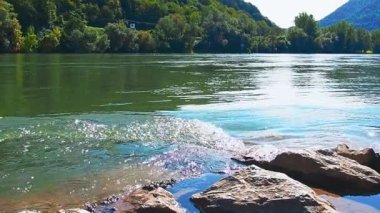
[0,0,377,54]
[105,21,128,52]
[315,31,339,53]
[356,29,372,52]
[39,27,62,52]
[197,8,240,52]
[65,26,110,53]
[326,21,358,53]
[137,30,156,52]
[105,22,140,52]
[290,12,319,52]
[22,26,38,53]
[154,14,193,52]
[372,30,380,53]
[7,0,58,30]
[0,0,23,52]
[122,0,162,24]
[294,12,318,38]
[287,27,308,53]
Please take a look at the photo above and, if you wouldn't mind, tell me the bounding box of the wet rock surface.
[191,166,336,213]
[233,146,380,195]
[67,145,380,212]
[57,209,91,213]
[333,144,380,173]
[142,179,176,191]
[113,187,184,213]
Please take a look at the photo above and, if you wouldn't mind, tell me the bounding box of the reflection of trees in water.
[0,55,261,116]
[1,55,379,116]
[324,62,380,103]
[288,56,380,104]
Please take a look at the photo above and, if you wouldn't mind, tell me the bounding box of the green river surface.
[0,54,379,212]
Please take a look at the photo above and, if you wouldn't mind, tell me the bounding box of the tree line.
[0,0,379,54]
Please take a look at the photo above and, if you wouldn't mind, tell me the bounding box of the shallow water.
[0,54,379,211]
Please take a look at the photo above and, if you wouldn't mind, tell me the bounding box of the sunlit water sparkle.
[0,54,379,211]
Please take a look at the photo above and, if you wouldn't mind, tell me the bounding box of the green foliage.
[65,26,109,53]
[295,13,318,38]
[196,7,256,53]
[39,27,62,53]
[288,14,374,53]
[287,27,309,53]
[83,0,123,27]
[322,21,367,53]
[0,0,378,54]
[22,26,38,53]
[0,0,23,52]
[105,22,156,53]
[315,31,339,53]
[372,30,380,53]
[154,14,194,52]
[287,13,319,52]
[137,30,156,52]
[105,22,130,52]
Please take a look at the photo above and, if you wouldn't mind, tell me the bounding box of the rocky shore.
[55,144,380,213]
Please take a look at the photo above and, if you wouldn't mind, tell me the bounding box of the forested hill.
[1,0,379,53]
[6,0,274,30]
[0,0,277,53]
[320,0,380,30]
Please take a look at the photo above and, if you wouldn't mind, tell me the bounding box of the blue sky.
[248,0,348,28]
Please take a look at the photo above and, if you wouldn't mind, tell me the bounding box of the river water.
[0,54,379,211]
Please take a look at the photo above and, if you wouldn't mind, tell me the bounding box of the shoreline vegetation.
[1,0,380,54]
[54,144,380,213]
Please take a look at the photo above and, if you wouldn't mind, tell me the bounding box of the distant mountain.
[320,0,380,30]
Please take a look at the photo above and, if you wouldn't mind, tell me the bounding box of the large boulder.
[191,166,336,213]
[233,146,380,195]
[334,144,380,173]
[114,187,184,213]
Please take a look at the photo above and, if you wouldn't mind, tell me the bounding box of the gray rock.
[334,144,380,173]
[114,187,184,213]
[233,146,380,195]
[191,166,336,213]
[57,209,90,213]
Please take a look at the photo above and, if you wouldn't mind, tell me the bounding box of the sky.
[248,0,348,28]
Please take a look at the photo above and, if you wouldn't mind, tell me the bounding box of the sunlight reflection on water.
[0,54,379,211]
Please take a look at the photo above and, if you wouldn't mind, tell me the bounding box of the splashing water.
[0,113,243,211]
[0,54,379,211]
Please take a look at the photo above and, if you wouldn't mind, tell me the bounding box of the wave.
[0,115,245,153]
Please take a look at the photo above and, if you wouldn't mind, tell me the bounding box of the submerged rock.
[99,195,120,206]
[114,187,184,213]
[142,179,176,191]
[334,144,380,173]
[233,146,380,195]
[191,166,336,213]
[57,209,91,213]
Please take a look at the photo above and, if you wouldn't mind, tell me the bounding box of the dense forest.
[0,0,379,53]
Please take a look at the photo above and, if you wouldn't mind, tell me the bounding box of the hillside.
[4,0,273,30]
[320,0,380,30]
[1,0,379,53]
[0,0,277,53]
